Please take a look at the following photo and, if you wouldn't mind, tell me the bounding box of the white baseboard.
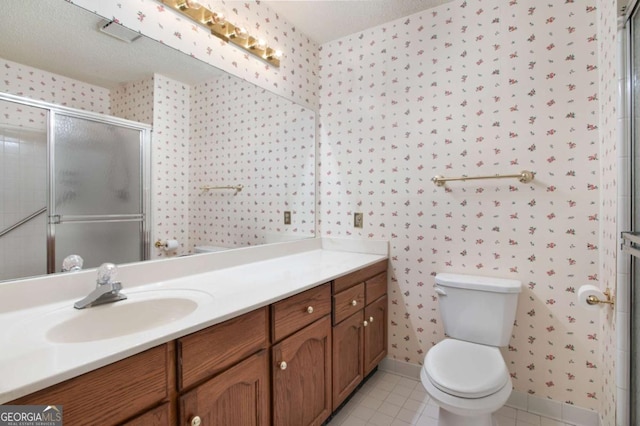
[379,357,600,426]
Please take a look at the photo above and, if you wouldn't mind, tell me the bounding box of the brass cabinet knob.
[307,306,314,314]
[363,320,369,327]
[369,316,374,323]
[190,416,202,426]
[351,300,357,307]
[280,361,287,370]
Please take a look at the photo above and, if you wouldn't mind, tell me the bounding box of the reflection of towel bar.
[200,184,244,194]
[432,170,534,187]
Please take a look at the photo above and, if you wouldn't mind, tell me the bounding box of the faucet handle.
[96,263,118,285]
[62,254,84,272]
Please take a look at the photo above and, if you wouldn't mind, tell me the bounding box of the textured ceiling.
[263,0,454,44]
[0,0,217,89]
[0,0,452,90]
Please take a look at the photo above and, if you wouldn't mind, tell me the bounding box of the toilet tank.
[435,273,521,346]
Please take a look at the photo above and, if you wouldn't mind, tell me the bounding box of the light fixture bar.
[161,0,281,67]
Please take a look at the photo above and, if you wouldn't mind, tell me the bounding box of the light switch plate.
[354,212,363,228]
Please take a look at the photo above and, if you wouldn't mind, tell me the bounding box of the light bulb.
[185,0,203,9]
[234,27,248,39]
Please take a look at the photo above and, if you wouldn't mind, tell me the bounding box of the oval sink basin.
[29,289,212,344]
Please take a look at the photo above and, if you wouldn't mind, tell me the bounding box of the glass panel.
[0,99,47,281]
[54,114,142,216]
[54,221,142,271]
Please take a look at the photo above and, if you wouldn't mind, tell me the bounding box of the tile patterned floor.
[326,371,580,426]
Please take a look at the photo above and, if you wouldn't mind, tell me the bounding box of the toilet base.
[438,407,495,426]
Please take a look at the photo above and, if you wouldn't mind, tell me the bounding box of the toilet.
[420,273,521,426]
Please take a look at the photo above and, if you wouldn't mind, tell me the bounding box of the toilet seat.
[425,339,509,399]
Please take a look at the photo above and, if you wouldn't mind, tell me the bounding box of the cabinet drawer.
[366,272,387,305]
[10,344,169,426]
[333,259,387,294]
[333,282,365,325]
[178,307,268,390]
[271,283,331,342]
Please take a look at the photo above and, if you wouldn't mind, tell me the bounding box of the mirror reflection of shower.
[0,99,48,281]
[0,94,151,282]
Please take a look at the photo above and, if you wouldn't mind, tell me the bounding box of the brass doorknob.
[190,416,202,426]
[307,306,314,314]
[280,361,287,370]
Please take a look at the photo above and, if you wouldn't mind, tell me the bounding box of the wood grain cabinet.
[331,260,388,410]
[271,284,332,426]
[9,261,387,426]
[179,350,270,426]
[177,307,270,426]
[10,344,172,426]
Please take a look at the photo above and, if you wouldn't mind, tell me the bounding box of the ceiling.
[263,0,453,44]
[0,0,451,91]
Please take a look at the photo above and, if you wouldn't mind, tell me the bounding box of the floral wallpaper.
[2,0,625,418]
[319,0,602,412]
[597,0,619,425]
[71,0,320,111]
[1,57,110,113]
[111,75,191,259]
[188,74,316,249]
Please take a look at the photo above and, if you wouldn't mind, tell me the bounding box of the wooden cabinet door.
[364,295,387,376]
[180,350,270,426]
[332,310,364,410]
[122,403,170,426]
[272,315,332,426]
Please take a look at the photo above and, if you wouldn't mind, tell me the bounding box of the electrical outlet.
[284,211,291,225]
[354,212,363,228]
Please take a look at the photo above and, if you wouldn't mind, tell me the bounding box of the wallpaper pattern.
[71,0,320,111]
[188,75,316,249]
[1,57,110,113]
[2,0,623,418]
[596,1,618,425]
[110,76,189,259]
[319,0,601,411]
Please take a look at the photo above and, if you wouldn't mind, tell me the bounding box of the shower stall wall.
[0,93,151,282]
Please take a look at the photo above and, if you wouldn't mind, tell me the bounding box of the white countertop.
[0,238,387,403]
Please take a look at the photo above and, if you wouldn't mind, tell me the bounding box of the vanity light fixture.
[160,0,281,67]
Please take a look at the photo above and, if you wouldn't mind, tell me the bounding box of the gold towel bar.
[200,184,244,193]
[432,170,534,187]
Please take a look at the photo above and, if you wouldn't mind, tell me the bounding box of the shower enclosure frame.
[0,91,152,275]
[626,2,639,425]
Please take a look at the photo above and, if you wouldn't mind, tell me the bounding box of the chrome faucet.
[74,263,127,309]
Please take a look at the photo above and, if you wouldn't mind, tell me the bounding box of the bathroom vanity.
[0,238,388,425]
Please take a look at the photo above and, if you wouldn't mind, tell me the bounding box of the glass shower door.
[49,112,146,272]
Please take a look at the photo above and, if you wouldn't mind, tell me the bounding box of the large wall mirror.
[0,0,316,282]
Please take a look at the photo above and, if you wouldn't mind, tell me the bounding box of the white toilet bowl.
[421,339,512,426]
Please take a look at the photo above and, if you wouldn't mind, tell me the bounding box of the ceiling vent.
[98,19,141,43]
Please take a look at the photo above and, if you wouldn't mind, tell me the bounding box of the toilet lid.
[425,339,509,399]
